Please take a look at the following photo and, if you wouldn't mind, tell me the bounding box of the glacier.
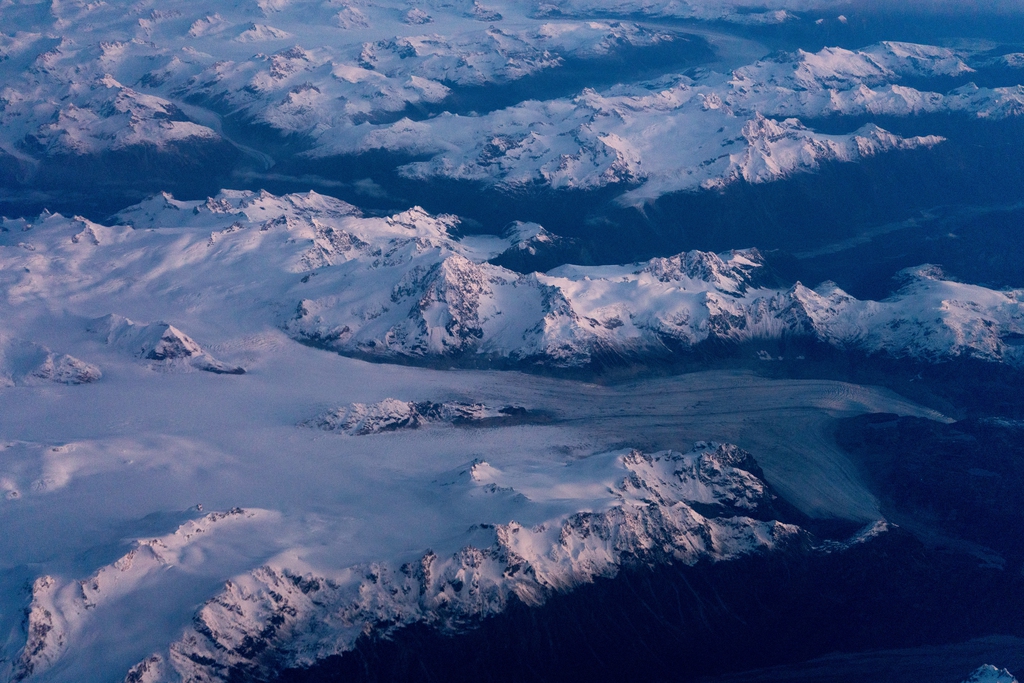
[1,1,1023,681]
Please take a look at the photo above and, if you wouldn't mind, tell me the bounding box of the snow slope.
[2,0,1022,204]
[963,666,1020,683]
[0,184,960,682]
[360,42,1024,203]
[0,0,680,169]
[4,191,1021,371]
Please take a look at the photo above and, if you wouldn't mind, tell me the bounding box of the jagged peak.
[88,315,244,374]
[963,665,1020,683]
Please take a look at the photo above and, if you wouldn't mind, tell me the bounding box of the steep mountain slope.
[2,0,1023,210]
[4,190,1021,371]
[366,42,1024,204]
[12,443,868,682]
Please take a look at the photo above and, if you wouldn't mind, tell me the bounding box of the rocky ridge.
[96,442,874,683]
[2,1,1023,204]
[3,190,1022,373]
[302,399,533,435]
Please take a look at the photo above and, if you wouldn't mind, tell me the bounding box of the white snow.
[1,2,1020,679]
[964,665,1020,683]
[1,1,1021,205]
[348,40,1024,203]
[5,191,1020,374]
[0,190,956,682]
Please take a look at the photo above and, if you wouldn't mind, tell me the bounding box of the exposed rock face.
[302,399,533,435]
[12,577,64,682]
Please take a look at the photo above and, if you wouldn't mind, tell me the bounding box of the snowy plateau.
[1,0,1024,682]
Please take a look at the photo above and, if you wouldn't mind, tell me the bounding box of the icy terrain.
[0,185,998,682]
[4,191,1020,371]
[2,0,1023,207]
[964,666,1020,683]
[1,1,1023,680]
[0,337,939,682]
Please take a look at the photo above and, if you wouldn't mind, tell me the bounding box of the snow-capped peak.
[963,665,1020,683]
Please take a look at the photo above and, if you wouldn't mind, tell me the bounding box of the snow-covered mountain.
[4,190,1021,372]
[11,442,876,682]
[2,0,1023,205]
[3,3,1022,681]
[0,192,966,682]
[0,0,679,174]
[360,42,1024,204]
[89,314,246,374]
[0,184,984,682]
[384,93,943,201]
[0,336,100,387]
[963,665,1020,683]
[0,333,940,683]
